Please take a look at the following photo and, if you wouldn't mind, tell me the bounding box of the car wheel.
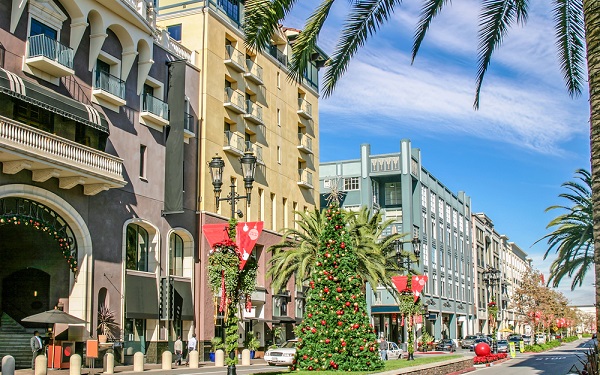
[268,363,275,366]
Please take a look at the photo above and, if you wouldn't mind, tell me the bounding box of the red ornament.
[308,313,313,318]
[345,301,351,306]
[308,366,313,371]
[341,341,347,347]
[337,287,342,293]
[321,320,326,325]
[340,242,345,249]
[325,338,330,344]
[369,346,375,351]
[324,287,330,293]
[328,275,333,280]
[336,310,343,315]
[353,324,359,329]
[337,321,343,326]
[360,346,364,350]
[474,342,491,357]
[326,253,331,258]
[330,360,335,366]
[311,327,317,333]
[303,355,308,360]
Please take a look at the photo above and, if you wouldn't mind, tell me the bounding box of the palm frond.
[474,0,527,109]
[552,0,585,97]
[322,0,402,98]
[412,0,450,63]
[244,0,298,51]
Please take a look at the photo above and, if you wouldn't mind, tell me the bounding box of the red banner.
[236,221,263,269]
[391,275,408,293]
[202,223,230,249]
[411,275,428,302]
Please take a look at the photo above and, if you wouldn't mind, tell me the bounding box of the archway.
[2,269,51,327]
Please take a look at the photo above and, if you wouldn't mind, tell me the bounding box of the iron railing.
[28,34,74,69]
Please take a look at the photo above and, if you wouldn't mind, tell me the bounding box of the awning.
[172,279,194,321]
[276,316,296,323]
[371,305,401,314]
[125,273,159,319]
[0,68,109,133]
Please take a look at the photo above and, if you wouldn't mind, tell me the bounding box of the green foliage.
[524,339,563,352]
[294,203,383,371]
[210,337,224,352]
[225,308,238,365]
[245,332,260,351]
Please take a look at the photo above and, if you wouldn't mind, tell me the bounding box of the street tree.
[536,169,593,290]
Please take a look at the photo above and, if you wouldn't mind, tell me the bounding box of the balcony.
[25,34,74,78]
[268,45,288,66]
[183,112,195,139]
[223,131,244,156]
[245,141,263,165]
[297,98,313,119]
[244,101,263,124]
[224,45,245,72]
[140,93,169,127]
[92,69,126,110]
[0,116,125,195]
[223,87,246,114]
[297,133,313,154]
[298,168,313,189]
[251,287,267,304]
[244,60,264,85]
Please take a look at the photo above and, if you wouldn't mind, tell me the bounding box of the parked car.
[461,335,478,349]
[496,340,509,353]
[522,335,532,345]
[264,339,297,366]
[535,334,546,344]
[593,333,597,340]
[386,341,403,360]
[435,339,456,352]
[507,334,522,343]
[470,338,490,351]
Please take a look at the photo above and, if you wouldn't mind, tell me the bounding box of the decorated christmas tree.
[294,203,383,371]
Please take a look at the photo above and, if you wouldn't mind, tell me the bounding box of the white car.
[264,340,297,366]
[386,342,403,360]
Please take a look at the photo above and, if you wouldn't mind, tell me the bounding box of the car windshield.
[281,341,296,348]
[465,336,477,340]
[497,340,508,344]
[442,340,453,344]
[475,339,487,342]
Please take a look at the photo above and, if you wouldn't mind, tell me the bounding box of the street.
[469,339,594,375]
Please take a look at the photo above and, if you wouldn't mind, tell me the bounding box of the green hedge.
[524,336,579,352]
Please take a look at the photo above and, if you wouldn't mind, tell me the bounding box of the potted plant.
[245,332,260,359]
[97,305,119,343]
[421,331,434,352]
[209,337,223,362]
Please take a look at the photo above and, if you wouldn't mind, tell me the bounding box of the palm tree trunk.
[583,0,600,336]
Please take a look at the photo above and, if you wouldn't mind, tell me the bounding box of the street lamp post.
[208,152,257,375]
[482,266,501,354]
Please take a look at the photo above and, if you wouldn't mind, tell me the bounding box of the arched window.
[169,233,183,276]
[126,224,148,271]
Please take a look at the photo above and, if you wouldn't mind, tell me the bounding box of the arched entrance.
[0,197,75,325]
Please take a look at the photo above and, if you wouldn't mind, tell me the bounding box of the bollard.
[215,349,225,367]
[188,350,199,368]
[2,355,15,375]
[70,354,81,375]
[133,352,144,372]
[241,349,250,366]
[162,351,172,370]
[105,352,114,374]
[34,355,47,375]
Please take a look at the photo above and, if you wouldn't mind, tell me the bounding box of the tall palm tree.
[267,206,405,293]
[244,0,600,334]
[536,169,593,290]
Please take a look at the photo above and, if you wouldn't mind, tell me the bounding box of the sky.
[283,1,592,305]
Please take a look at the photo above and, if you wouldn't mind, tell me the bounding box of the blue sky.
[284,1,592,305]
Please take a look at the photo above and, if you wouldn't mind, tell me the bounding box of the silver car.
[386,342,403,360]
[461,335,478,349]
[264,340,297,366]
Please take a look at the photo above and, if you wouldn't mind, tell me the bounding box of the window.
[277,108,281,126]
[139,145,147,179]
[283,198,288,228]
[343,177,359,191]
[271,193,276,230]
[277,72,281,88]
[30,18,57,39]
[216,0,240,24]
[258,188,264,221]
[277,146,281,163]
[167,24,182,41]
[384,182,401,205]
[126,224,149,271]
[169,233,184,276]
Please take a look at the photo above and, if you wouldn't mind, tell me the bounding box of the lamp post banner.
[202,223,230,249]
[391,275,408,293]
[236,222,263,269]
[411,275,428,302]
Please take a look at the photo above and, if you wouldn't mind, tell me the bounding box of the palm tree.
[244,0,600,334]
[536,169,593,290]
[267,206,405,293]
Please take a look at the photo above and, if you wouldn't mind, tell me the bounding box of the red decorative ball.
[360,346,364,350]
[311,327,317,333]
[325,338,330,344]
[337,287,342,293]
[369,347,375,351]
[303,355,308,360]
[324,287,330,293]
[330,360,335,366]
[326,253,331,258]
[337,321,343,326]
[353,324,359,329]
[345,301,351,306]
[321,320,326,325]
[341,341,347,347]
[308,366,313,371]
[308,313,313,318]
[474,342,491,356]
[341,242,345,249]
[328,275,333,280]
[336,310,343,315]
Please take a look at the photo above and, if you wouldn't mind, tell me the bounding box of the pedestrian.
[186,333,197,365]
[378,335,387,361]
[174,336,183,366]
[30,330,43,369]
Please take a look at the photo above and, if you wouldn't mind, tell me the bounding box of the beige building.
[156,0,326,358]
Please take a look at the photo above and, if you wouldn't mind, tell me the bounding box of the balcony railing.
[297,133,313,153]
[298,168,313,189]
[225,45,245,72]
[223,87,245,113]
[297,98,313,119]
[244,100,263,124]
[142,93,169,120]
[245,141,263,163]
[184,113,195,134]
[0,116,124,194]
[244,59,264,84]
[93,69,125,100]
[27,34,74,70]
[223,131,244,154]
[268,45,288,66]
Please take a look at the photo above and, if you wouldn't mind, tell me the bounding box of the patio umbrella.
[499,328,514,333]
[22,309,87,368]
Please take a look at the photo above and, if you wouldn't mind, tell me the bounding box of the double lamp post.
[482,266,501,353]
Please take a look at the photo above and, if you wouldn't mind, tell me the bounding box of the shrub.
[473,353,508,365]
